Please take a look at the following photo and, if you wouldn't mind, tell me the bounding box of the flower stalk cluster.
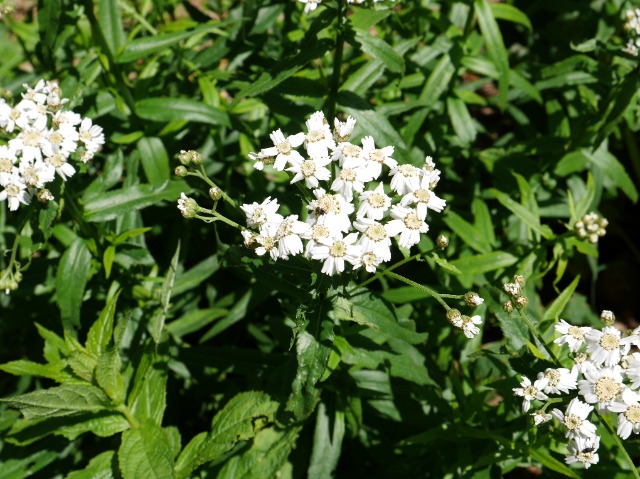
[574,212,608,244]
[0,80,104,211]
[513,310,640,470]
[240,111,446,276]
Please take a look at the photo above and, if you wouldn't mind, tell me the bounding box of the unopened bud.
[175,165,188,177]
[447,308,463,327]
[37,189,54,203]
[600,310,615,326]
[242,230,256,248]
[503,282,520,297]
[209,187,223,201]
[178,150,191,166]
[513,275,526,286]
[465,292,484,307]
[503,301,514,313]
[515,296,528,309]
[436,234,449,249]
[190,151,203,165]
[177,192,198,219]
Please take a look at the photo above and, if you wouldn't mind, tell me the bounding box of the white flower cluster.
[574,212,608,244]
[513,312,640,469]
[298,0,393,15]
[623,8,640,56]
[241,110,445,276]
[0,80,105,211]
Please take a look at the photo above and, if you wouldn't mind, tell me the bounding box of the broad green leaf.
[137,137,171,186]
[84,181,188,222]
[149,242,180,343]
[0,360,71,383]
[166,308,228,338]
[419,53,456,110]
[450,251,518,275]
[35,323,69,363]
[117,29,195,63]
[98,0,125,53]
[67,451,117,479]
[530,448,581,479]
[354,29,404,74]
[1,384,111,420]
[543,275,581,321]
[586,145,638,203]
[103,245,116,279]
[68,349,97,382]
[447,97,477,144]
[489,3,532,30]
[128,342,167,425]
[332,291,428,344]
[95,348,124,403]
[472,198,496,246]
[308,402,345,479]
[443,210,492,254]
[118,421,175,479]
[38,200,58,242]
[348,9,391,30]
[555,151,588,177]
[55,238,92,329]
[135,98,230,127]
[216,426,300,479]
[489,188,554,240]
[87,290,121,357]
[175,391,279,478]
[475,0,510,108]
[172,254,219,296]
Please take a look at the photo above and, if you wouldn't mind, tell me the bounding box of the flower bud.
[177,192,198,219]
[503,301,514,313]
[209,187,223,201]
[447,308,463,327]
[515,296,528,309]
[503,282,520,297]
[175,165,188,177]
[37,189,54,203]
[600,310,615,326]
[436,234,449,249]
[190,151,203,165]
[513,275,526,286]
[465,291,484,307]
[178,150,191,166]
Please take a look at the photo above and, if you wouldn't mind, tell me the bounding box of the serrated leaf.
[96,348,124,402]
[149,242,180,343]
[128,342,167,425]
[38,200,57,242]
[308,402,345,479]
[55,238,92,329]
[135,98,230,127]
[449,251,518,275]
[354,29,404,74]
[66,451,117,479]
[118,421,175,479]
[83,180,188,222]
[87,290,121,357]
[0,360,71,383]
[67,349,97,382]
[1,384,111,420]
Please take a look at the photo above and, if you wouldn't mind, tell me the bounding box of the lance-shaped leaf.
[118,420,176,479]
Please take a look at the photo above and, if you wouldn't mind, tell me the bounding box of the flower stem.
[352,250,435,291]
[599,412,640,479]
[192,166,242,214]
[383,270,450,310]
[516,308,562,366]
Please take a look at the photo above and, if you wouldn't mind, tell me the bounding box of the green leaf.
[472,198,496,247]
[443,210,492,254]
[117,29,195,63]
[430,253,462,275]
[86,291,121,357]
[98,0,125,53]
[55,238,92,329]
[555,151,588,177]
[0,359,71,383]
[354,29,404,74]
[1,384,111,420]
[118,420,176,479]
[137,137,171,186]
[174,391,279,478]
[103,245,116,279]
[172,254,219,296]
[149,242,180,343]
[530,448,581,479]
[307,402,345,479]
[135,98,230,127]
[489,3,532,30]
[166,307,228,338]
[84,180,188,222]
[37,0,62,52]
[128,342,167,425]
[348,8,391,30]
[449,251,518,275]
[489,188,554,240]
[543,275,581,321]
[38,200,58,242]
[586,145,638,203]
[96,348,124,403]
[67,451,117,479]
[447,97,477,145]
[571,173,597,221]
[475,0,510,108]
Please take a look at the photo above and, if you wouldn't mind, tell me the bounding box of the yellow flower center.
[594,376,621,402]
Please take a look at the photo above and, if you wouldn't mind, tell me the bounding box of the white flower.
[531,410,552,425]
[304,223,333,259]
[307,188,354,234]
[298,0,323,14]
[620,326,640,354]
[389,164,421,195]
[310,232,362,275]
[585,326,622,367]
[571,352,596,377]
[399,174,446,219]
[353,251,384,273]
[241,197,283,229]
[255,220,283,261]
[0,145,18,183]
[0,173,31,211]
[625,352,640,389]
[19,160,55,189]
[565,435,600,469]
[287,155,332,189]
[609,388,640,439]
[248,151,275,170]
[45,151,76,181]
[461,315,482,338]
[537,368,577,395]
[356,183,391,220]
[551,397,597,439]
[259,129,305,171]
[578,365,624,412]
[304,111,335,159]
[276,215,310,258]
[54,110,82,127]
[330,166,368,202]
[333,116,356,142]
[513,376,549,413]
[385,205,429,249]
[554,320,591,353]
[353,218,393,262]
[9,125,51,163]
[78,117,105,153]
[47,123,79,156]
[332,141,366,169]
[0,101,27,133]
[361,136,396,180]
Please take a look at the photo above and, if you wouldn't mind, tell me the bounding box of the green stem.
[192,166,241,214]
[326,0,346,123]
[116,404,140,429]
[383,270,450,310]
[599,413,640,479]
[516,308,562,365]
[352,250,435,291]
